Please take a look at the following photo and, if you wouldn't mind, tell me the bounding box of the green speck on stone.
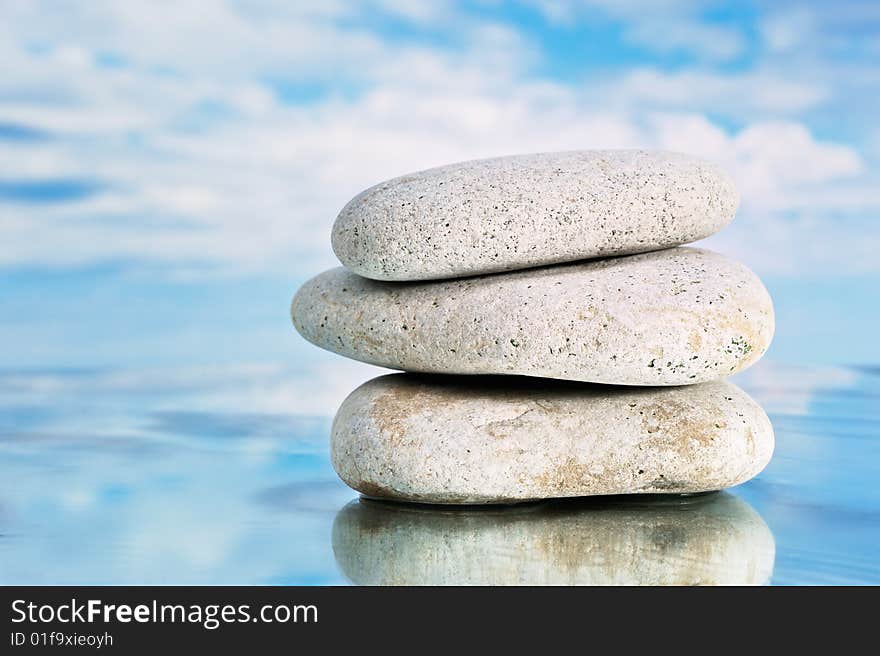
[728,336,753,355]
[648,359,656,368]
[510,338,519,347]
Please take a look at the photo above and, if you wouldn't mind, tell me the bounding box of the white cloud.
[626,18,744,61]
[760,8,815,53]
[608,68,828,115]
[647,113,877,274]
[648,113,864,202]
[0,0,876,278]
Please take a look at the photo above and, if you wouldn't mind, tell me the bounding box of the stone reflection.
[333,492,775,585]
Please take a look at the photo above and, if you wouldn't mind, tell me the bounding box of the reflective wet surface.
[0,361,878,584]
[334,493,775,585]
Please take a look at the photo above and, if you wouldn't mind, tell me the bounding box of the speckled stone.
[330,374,774,504]
[291,247,774,385]
[333,493,775,585]
[332,150,738,281]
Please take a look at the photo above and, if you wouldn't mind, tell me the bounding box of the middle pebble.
[292,247,774,386]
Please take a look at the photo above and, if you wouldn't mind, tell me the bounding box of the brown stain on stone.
[353,474,483,504]
[348,330,386,352]
[639,399,720,454]
[533,458,596,495]
[745,427,756,457]
[355,480,518,504]
[367,381,432,447]
[647,478,690,491]
[354,480,399,501]
[716,314,767,364]
[576,307,600,322]
[644,303,769,369]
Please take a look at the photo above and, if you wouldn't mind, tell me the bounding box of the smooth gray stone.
[333,493,775,585]
[330,374,774,504]
[331,150,738,281]
[291,247,774,385]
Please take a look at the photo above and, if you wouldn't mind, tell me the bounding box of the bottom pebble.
[331,374,773,504]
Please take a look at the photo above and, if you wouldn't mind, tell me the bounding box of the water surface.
[0,361,877,584]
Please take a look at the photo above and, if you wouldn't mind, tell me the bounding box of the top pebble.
[332,149,738,281]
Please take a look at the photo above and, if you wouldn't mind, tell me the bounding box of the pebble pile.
[291,150,775,504]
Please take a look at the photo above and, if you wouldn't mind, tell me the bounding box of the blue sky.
[1,0,879,372]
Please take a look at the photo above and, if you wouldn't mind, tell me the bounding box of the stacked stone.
[291,150,774,505]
